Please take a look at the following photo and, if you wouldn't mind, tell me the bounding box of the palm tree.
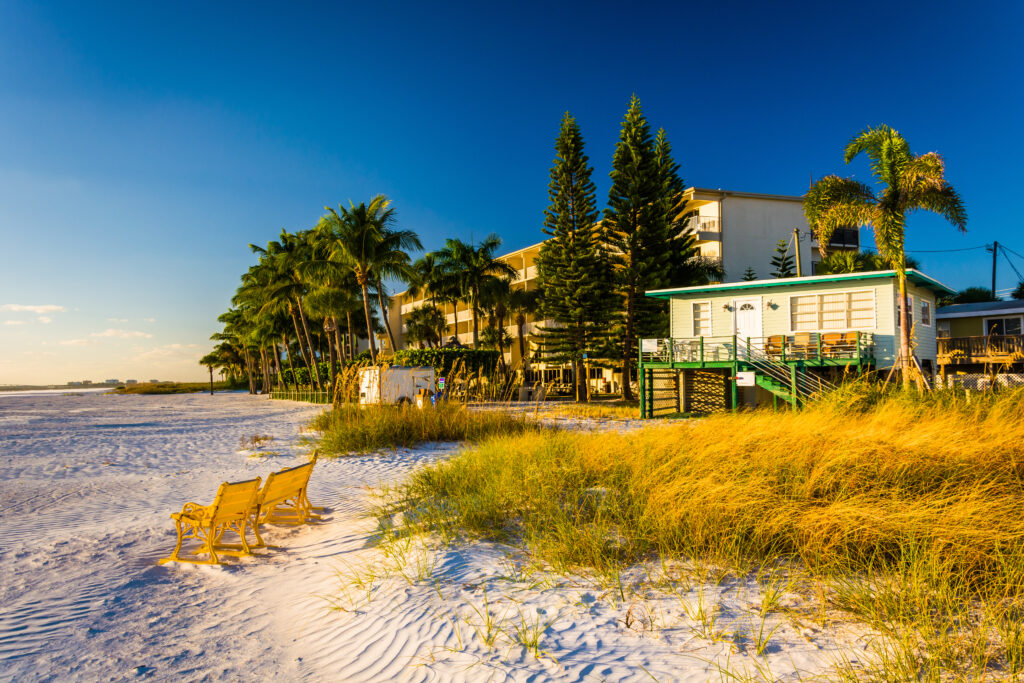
[405,305,445,348]
[508,287,540,370]
[317,196,421,364]
[250,231,324,390]
[805,125,966,385]
[480,276,513,370]
[434,235,518,349]
[410,252,455,345]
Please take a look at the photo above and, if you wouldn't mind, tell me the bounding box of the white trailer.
[358,366,435,405]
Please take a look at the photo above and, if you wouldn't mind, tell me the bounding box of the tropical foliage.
[206,195,420,393]
[805,125,966,384]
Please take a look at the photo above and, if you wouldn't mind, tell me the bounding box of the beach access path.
[0,392,869,681]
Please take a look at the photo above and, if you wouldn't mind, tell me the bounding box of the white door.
[733,297,762,356]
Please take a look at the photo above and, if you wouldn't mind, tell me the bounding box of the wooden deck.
[639,332,875,370]
[938,335,1024,366]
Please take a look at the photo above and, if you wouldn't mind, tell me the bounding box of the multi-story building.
[682,187,858,279]
[388,187,847,388]
[387,240,545,369]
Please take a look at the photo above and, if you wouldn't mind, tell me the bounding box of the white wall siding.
[664,275,945,366]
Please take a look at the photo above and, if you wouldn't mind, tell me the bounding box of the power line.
[905,245,989,253]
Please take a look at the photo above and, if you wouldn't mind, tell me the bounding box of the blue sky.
[1,1,1022,384]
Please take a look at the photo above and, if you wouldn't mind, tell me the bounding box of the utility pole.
[992,241,999,296]
[793,228,803,277]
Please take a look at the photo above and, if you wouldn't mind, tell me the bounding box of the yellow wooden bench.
[159,477,262,565]
[250,453,321,548]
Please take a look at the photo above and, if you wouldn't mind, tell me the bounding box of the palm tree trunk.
[296,298,324,390]
[327,331,337,397]
[282,334,296,389]
[243,347,256,394]
[258,346,268,393]
[376,279,398,354]
[273,342,285,389]
[346,310,356,358]
[360,281,378,363]
[898,273,912,387]
[332,317,347,364]
[288,307,312,383]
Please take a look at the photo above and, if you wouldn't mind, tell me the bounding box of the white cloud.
[4,320,26,326]
[60,338,97,346]
[0,304,66,314]
[142,317,156,323]
[107,317,129,323]
[91,329,153,339]
[134,343,200,362]
[37,316,52,324]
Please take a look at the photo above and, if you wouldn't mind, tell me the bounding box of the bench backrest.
[209,477,262,523]
[258,455,317,508]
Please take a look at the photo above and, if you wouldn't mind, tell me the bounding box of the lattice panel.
[649,369,680,415]
[684,370,727,414]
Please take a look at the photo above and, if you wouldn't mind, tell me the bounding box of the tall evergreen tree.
[535,112,615,402]
[742,267,758,281]
[603,95,675,401]
[770,239,796,278]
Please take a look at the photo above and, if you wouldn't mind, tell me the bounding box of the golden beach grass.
[394,384,1024,678]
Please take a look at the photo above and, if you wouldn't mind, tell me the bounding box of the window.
[896,294,914,327]
[920,299,932,327]
[790,290,875,331]
[692,301,711,336]
[937,320,950,338]
[985,317,1023,336]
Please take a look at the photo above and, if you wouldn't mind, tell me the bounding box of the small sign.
[437,376,446,390]
[640,338,658,353]
[736,371,755,387]
[582,353,588,360]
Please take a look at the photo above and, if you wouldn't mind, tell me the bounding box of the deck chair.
[250,453,321,548]
[841,331,860,357]
[160,477,262,565]
[821,333,842,358]
[765,335,785,359]
[793,332,813,358]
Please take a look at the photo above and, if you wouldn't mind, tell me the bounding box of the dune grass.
[311,402,542,455]
[543,400,640,420]
[391,384,1024,678]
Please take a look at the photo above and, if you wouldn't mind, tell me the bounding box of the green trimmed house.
[637,269,955,417]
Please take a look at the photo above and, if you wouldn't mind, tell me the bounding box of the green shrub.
[392,348,500,376]
[311,402,540,455]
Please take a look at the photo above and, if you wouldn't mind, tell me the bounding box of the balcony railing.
[938,335,1024,364]
[641,332,875,365]
[685,215,721,239]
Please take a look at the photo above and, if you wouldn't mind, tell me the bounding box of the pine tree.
[742,267,758,281]
[535,112,615,402]
[770,240,796,278]
[603,95,675,401]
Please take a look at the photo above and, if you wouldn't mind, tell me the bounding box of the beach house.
[936,300,1024,385]
[637,269,955,416]
[388,187,847,394]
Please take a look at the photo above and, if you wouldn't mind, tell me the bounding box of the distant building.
[148,379,161,384]
[82,380,93,385]
[104,379,119,385]
[936,300,1024,382]
[69,381,82,386]
[125,379,138,385]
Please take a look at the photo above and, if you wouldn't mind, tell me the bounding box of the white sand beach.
[0,393,872,681]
